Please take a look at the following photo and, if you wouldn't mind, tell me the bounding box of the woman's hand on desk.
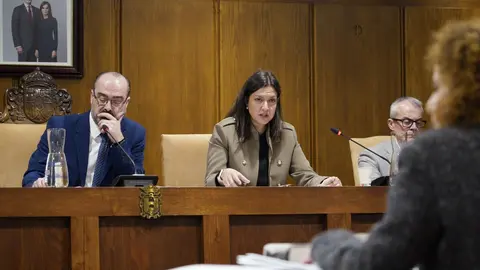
[217,168,250,187]
[319,177,342,187]
[32,178,47,188]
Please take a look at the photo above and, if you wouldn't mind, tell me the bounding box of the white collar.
[89,112,101,139]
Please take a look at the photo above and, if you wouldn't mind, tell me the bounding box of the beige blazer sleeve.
[205,123,228,186]
[288,127,328,186]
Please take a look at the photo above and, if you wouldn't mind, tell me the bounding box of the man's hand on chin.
[97,112,124,143]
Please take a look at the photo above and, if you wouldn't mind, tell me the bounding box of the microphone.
[330,128,391,165]
[100,125,158,187]
[103,128,139,175]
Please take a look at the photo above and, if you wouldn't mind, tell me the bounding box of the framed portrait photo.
[0,0,83,78]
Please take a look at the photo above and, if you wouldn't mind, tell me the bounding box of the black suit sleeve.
[11,7,21,47]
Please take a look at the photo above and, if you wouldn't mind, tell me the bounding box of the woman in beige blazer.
[205,70,342,187]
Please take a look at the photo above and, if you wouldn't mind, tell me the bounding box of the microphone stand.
[103,127,139,175]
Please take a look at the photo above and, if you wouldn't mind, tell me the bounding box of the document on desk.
[237,253,321,270]
[263,243,311,263]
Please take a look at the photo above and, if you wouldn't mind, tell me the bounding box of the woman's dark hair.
[226,70,283,143]
[40,1,53,18]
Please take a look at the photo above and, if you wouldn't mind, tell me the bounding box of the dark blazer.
[311,127,480,270]
[37,17,58,62]
[11,4,40,51]
[22,112,146,187]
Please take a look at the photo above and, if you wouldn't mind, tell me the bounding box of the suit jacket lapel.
[75,112,90,186]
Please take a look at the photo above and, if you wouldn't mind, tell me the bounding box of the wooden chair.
[161,134,212,186]
[0,68,72,187]
[348,136,390,186]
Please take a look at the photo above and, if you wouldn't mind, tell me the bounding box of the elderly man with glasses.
[358,97,426,186]
[23,71,146,187]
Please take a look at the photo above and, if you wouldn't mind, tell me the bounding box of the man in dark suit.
[11,0,41,62]
[22,72,146,187]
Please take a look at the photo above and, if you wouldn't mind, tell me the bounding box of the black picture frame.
[0,0,83,79]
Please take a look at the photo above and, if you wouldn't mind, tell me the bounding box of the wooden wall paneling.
[219,1,313,161]
[326,213,351,229]
[313,5,402,186]
[121,0,217,182]
[405,7,480,107]
[99,216,202,269]
[217,0,479,8]
[0,217,71,270]
[229,215,325,262]
[56,0,120,114]
[350,213,383,232]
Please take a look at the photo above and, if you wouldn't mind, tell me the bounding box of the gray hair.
[389,97,423,118]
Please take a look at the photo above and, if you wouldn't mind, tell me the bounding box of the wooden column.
[71,216,100,270]
[326,213,352,230]
[202,215,231,264]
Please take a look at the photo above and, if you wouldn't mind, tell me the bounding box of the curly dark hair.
[426,19,480,127]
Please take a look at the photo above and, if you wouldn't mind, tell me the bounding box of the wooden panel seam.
[326,213,352,230]
[203,215,231,264]
[114,0,122,71]
[214,0,221,121]
[70,216,100,270]
[308,2,315,165]
[400,7,406,97]
[84,216,100,270]
[71,217,85,270]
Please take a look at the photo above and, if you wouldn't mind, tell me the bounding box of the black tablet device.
[112,175,158,187]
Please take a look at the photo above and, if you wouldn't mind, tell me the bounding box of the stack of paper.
[263,243,311,263]
[170,264,271,269]
[236,253,320,270]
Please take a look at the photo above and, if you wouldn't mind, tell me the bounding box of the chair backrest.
[349,136,390,186]
[0,123,46,187]
[0,69,71,187]
[161,134,212,186]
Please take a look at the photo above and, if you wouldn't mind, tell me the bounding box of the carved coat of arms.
[0,68,72,124]
[139,185,162,219]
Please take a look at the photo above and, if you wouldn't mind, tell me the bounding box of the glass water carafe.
[44,128,69,187]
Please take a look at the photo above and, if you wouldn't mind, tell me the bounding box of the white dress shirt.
[85,113,103,187]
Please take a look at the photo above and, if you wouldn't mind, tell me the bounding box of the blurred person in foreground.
[310,18,480,270]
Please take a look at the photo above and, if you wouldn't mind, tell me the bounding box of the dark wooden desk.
[0,187,387,270]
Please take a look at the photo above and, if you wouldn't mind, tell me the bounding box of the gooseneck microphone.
[330,127,391,165]
[102,126,139,175]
